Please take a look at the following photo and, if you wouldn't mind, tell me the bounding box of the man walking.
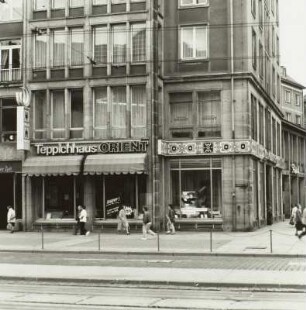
[7,206,16,233]
[79,205,90,236]
[166,204,176,234]
[142,206,156,240]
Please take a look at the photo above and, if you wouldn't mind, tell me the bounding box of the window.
[112,25,127,64]
[259,104,264,145]
[277,123,280,156]
[70,89,84,138]
[295,94,301,106]
[169,93,193,129]
[259,0,263,29]
[52,0,65,9]
[0,98,17,142]
[131,23,146,63]
[112,0,126,4]
[296,115,301,125]
[272,26,275,56]
[180,0,209,6]
[251,95,257,141]
[93,0,107,4]
[52,30,66,67]
[0,40,21,82]
[33,91,47,140]
[286,113,291,122]
[272,66,275,97]
[272,118,276,154]
[197,91,221,137]
[276,36,279,64]
[34,0,48,11]
[93,27,108,65]
[111,87,127,138]
[70,28,84,66]
[34,34,47,69]
[131,85,147,138]
[181,26,208,60]
[70,0,84,7]
[252,29,257,70]
[285,90,291,103]
[94,87,108,139]
[51,90,65,139]
[271,0,275,14]
[251,0,256,17]
[259,42,264,78]
[265,109,271,150]
[0,0,22,21]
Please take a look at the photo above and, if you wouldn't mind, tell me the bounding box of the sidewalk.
[0,220,305,256]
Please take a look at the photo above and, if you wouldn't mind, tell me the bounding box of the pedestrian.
[166,204,176,234]
[7,205,16,234]
[142,206,156,240]
[117,205,130,235]
[298,206,306,239]
[290,204,298,225]
[74,205,82,235]
[294,205,303,236]
[79,205,90,236]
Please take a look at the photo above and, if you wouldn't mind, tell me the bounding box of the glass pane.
[52,91,65,129]
[2,108,16,132]
[52,0,65,8]
[113,26,126,64]
[12,49,20,68]
[35,34,47,68]
[94,87,108,128]
[132,24,146,63]
[94,27,108,64]
[71,89,83,128]
[71,29,84,66]
[131,85,146,138]
[169,93,192,127]
[111,87,127,138]
[1,49,9,69]
[93,0,107,4]
[0,0,22,21]
[34,91,47,130]
[181,28,193,59]
[53,30,66,67]
[70,0,84,7]
[195,27,207,58]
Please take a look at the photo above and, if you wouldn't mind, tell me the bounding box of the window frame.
[180,25,208,61]
[285,90,291,104]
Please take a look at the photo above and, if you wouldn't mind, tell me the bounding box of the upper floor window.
[180,25,208,60]
[252,29,257,70]
[52,0,65,9]
[70,0,84,7]
[131,23,146,63]
[93,26,108,65]
[296,115,301,125]
[52,29,66,67]
[259,0,263,29]
[0,0,22,22]
[0,98,17,143]
[179,0,209,7]
[285,90,291,104]
[93,0,107,4]
[33,91,48,140]
[112,25,127,64]
[70,28,84,66]
[34,34,47,69]
[0,40,21,82]
[251,0,256,17]
[295,94,301,106]
[286,112,291,122]
[34,0,48,11]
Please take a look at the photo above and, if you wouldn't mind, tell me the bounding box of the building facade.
[0,0,304,232]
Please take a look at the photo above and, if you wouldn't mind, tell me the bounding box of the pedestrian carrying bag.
[6,223,12,230]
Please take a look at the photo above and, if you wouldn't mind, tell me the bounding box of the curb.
[0,249,306,258]
[0,275,305,292]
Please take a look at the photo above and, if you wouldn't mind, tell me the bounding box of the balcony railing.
[0,68,21,82]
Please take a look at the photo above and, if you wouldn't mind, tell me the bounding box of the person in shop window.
[117,205,130,235]
[7,206,16,234]
[142,206,156,240]
[79,205,90,236]
[166,204,176,234]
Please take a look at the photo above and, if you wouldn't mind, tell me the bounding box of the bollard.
[210,228,213,253]
[157,232,160,252]
[41,224,44,250]
[269,230,273,254]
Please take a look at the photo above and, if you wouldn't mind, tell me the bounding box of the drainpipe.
[230,0,237,230]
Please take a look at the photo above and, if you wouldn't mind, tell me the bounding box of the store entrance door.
[0,174,14,230]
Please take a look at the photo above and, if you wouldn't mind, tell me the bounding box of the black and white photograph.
[0,0,305,309]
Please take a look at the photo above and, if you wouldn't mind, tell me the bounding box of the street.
[0,280,305,310]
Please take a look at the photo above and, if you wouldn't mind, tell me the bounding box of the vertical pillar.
[23,175,33,231]
[84,176,95,229]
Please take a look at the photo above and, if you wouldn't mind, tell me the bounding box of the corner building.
[21,0,161,231]
[158,0,284,231]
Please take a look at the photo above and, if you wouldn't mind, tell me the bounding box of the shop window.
[170,159,222,219]
[111,86,127,138]
[180,25,208,60]
[70,28,84,67]
[131,85,147,138]
[45,176,75,219]
[0,0,22,21]
[197,91,221,138]
[33,91,48,140]
[94,87,108,139]
[112,25,127,64]
[95,174,146,220]
[0,40,21,82]
[93,26,108,65]
[0,98,17,142]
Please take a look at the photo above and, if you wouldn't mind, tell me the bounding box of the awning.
[23,156,83,176]
[84,154,148,175]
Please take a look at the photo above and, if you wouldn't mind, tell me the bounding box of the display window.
[170,158,222,219]
[95,174,147,220]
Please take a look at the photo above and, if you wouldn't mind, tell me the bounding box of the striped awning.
[23,156,83,176]
[84,154,148,175]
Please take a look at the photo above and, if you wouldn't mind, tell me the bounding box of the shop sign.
[106,197,121,217]
[35,140,149,156]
